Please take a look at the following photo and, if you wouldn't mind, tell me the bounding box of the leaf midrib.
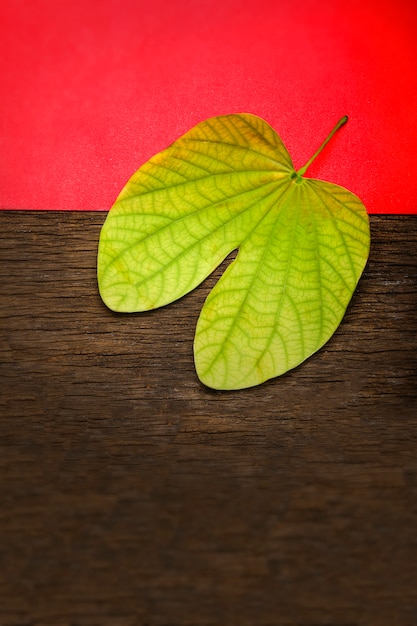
[199,179,301,385]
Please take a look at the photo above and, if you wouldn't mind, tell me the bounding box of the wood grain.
[0,212,416,625]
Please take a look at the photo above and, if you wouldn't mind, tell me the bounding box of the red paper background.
[1,0,416,213]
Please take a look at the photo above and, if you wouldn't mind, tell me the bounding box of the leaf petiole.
[296,115,348,178]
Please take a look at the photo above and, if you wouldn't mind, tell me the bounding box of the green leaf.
[98,114,370,390]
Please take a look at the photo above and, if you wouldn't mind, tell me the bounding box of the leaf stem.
[296,115,348,177]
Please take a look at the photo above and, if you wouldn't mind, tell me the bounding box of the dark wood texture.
[1,212,416,626]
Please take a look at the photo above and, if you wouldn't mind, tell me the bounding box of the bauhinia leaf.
[97,114,370,390]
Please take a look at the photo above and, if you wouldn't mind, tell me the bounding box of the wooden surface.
[0,212,416,626]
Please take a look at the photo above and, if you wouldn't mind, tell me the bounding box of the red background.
[1,0,416,213]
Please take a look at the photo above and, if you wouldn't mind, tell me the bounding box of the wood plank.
[0,212,416,625]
